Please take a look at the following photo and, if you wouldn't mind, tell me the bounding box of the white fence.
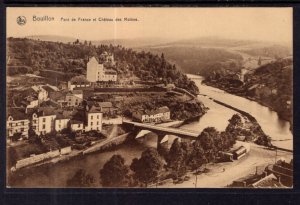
[15,146,72,169]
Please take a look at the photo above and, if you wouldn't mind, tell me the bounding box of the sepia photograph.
[6,7,293,188]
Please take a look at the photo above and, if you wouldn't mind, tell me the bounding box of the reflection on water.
[11,75,293,187]
[187,74,292,149]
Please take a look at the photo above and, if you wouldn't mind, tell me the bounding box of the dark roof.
[37,107,57,116]
[69,75,89,84]
[49,91,66,101]
[70,119,84,124]
[7,108,28,120]
[42,85,55,93]
[72,90,83,95]
[88,105,102,113]
[56,110,73,120]
[40,100,60,108]
[104,69,117,75]
[98,102,113,108]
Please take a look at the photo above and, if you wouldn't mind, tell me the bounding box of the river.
[10,75,293,188]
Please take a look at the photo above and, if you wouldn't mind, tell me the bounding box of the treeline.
[7,37,199,94]
[145,46,243,75]
[66,122,237,188]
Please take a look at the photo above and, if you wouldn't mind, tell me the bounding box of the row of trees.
[66,124,237,188]
[7,37,199,95]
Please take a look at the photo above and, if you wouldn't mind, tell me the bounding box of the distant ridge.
[25,35,171,48]
[26,35,77,43]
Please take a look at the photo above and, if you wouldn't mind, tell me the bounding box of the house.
[49,91,68,107]
[86,56,117,83]
[31,85,48,103]
[55,110,73,132]
[250,174,285,188]
[31,107,56,135]
[98,102,117,114]
[84,105,103,132]
[132,106,171,123]
[100,51,115,65]
[65,90,83,107]
[7,108,30,139]
[70,120,84,132]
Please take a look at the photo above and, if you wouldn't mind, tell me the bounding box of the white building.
[31,85,48,103]
[32,108,56,135]
[132,106,171,123]
[86,56,117,83]
[7,108,30,139]
[84,105,103,132]
[55,111,73,132]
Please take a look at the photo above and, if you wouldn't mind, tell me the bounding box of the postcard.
[6,7,293,188]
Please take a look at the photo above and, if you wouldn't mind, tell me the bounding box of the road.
[155,143,292,188]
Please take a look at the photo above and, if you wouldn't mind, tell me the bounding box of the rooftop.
[7,108,28,121]
[251,174,286,188]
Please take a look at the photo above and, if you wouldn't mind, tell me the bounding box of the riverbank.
[9,120,184,175]
[203,80,293,128]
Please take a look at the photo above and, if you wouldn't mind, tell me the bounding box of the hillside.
[137,46,243,75]
[7,37,199,95]
[138,37,291,75]
[204,57,293,124]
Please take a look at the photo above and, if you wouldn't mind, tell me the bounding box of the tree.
[188,140,206,171]
[100,154,130,187]
[130,148,163,187]
[11,133,22,142]
[167,139,191,178]
[66,169,95,187]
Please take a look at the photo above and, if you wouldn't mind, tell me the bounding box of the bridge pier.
[157,134,169,155]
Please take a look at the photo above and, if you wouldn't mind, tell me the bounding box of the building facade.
[65,90,83,107]
[7,109,30,139]
[86,56,117,83]
[32,109,56,135]
[132,106,171,123]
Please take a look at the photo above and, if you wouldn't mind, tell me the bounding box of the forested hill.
[7,37,199,94]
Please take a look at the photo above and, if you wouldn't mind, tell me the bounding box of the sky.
[7,7,292,44]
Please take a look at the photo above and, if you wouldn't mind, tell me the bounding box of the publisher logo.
[17,16,26,26]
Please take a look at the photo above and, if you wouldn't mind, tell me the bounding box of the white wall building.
[31,85,48,103]
[32,108,56,135]
[7,108,30,139]
[84,105,103,132]
[86,56,117,83]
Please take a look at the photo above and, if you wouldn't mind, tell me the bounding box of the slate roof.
[7,108,28,120]
[56,110,73,120]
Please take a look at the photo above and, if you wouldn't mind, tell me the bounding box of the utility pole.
[275,148,278,164]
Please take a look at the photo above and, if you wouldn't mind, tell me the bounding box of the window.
[91,115,93,120]
[58,125,61,128]
[97,122,99,125]
[97,115,99,119]
[21,121,25,126]
[91,122,93,126]
[43,118,46,122]
[42,124,46,129]
[20,128,24,132]
[78,124,80,128]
